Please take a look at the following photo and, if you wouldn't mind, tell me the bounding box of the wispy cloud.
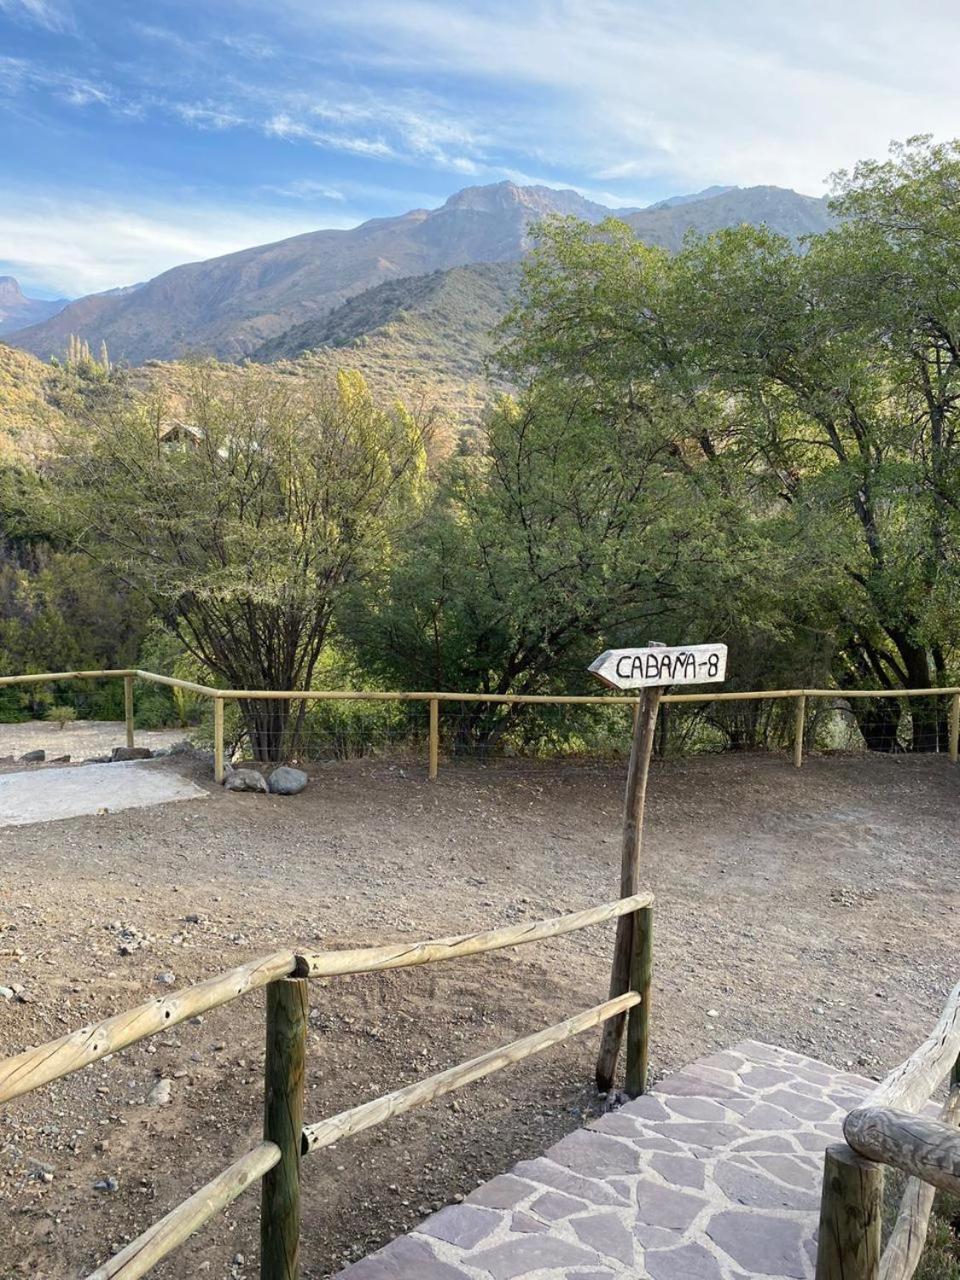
[0,189,358,295]
[261,178,346,201]
[0,0,73,33]
[290,0,960,195]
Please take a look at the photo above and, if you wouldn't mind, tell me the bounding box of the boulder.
[49,754,71,763]
[223,768,268,793]
[111,746,153,762]
[167,739,195,755]
[19,749,45,763]
[268,766,308,796]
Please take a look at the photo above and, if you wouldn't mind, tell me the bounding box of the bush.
[46,704,77,730]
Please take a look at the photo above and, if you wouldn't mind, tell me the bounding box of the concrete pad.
[0,761,207,827]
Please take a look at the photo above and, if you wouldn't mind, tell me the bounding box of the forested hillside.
[1,139,957,761]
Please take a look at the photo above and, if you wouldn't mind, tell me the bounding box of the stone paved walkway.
[335,1041,873,1280]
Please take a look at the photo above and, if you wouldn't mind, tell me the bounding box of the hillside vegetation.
[254,263,520,426]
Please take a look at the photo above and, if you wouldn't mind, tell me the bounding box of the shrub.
[47,704,77,730]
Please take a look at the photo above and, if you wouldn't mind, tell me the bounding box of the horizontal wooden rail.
[2,664,957,707]
[296,892,654,977]
[134,669,221,697]
[85,1142,280,1280]
[0,668,135,687]
[863,979,960,1112]
[0,950,296,1105]
[155,682,960,704]
[880,1088,960,1280]
[83,1146,280,1274]
[844,1105,960,1195]
[302,990,640,1155]
[663,686,960,704]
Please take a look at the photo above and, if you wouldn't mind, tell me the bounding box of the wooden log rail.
[301,991,639,1154]
[0,892,654,1280]
[2,667,959,779]
[815,980,960,1280]
[85,1142,280,1280]
[844,1105,960,1195]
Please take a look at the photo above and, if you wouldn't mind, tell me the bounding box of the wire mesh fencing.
[200,688,960,776]
[0,671,957,777]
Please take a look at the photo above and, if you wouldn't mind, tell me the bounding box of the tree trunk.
[852,699,903,753]
[242,698,290,763]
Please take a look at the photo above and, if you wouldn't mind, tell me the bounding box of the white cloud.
[261,178,346,201]
[0,191,359,295]
[293,0,960,196]
[0,0,72,32]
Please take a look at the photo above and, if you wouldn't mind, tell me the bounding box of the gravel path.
[0,751,956,1278]
[0,719,185,764]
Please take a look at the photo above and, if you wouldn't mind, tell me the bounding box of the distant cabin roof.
[158,419,204,442]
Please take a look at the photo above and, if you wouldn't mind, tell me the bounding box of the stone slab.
[0,760,207,827]
[335,1041,874,1279]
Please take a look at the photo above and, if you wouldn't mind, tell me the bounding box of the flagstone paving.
[335,1041,874,1279]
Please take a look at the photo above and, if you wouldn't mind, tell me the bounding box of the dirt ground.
[0,751,957,1279]
[0,720,185,764]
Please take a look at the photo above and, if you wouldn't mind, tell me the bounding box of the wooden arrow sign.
[589,643,727,690]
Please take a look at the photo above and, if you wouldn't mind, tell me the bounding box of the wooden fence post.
[124,674,135,750]
[428,698,439,781]
[261,977,308,1280]
[213,696,225,784]
[950,692,960,765]
[596,683,662,1092]
[814,1143,882,1280]
[793,694,806,768]
[625,904,653,1097]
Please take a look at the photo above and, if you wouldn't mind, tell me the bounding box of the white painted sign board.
[589,643,728,690]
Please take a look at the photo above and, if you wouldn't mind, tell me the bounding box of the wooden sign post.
[591,642,727,1094]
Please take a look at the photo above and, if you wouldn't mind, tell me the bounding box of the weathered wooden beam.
[596,684,661,1092]
[84,1142,280,1280]
[0,668,135,687]
[295,892,654,978]
[844,1105,960,1194]
[879,1089,960,1280]
[793,693,806,768]
[123,674,135,749]
[213,695,225,784]
[865,980,960,1112]
[134,670,221,697]
[302,991,640,1156]
[0,951,296,1104]
[261,979,308,1280]
[814,1142,883,1280]
[950,691,960,765]
[625,904,653,1097]
[428,697,439,781]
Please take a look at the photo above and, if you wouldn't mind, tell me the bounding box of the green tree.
[487,137,960,750]
[346,372,812,749]
[51,365,430,760]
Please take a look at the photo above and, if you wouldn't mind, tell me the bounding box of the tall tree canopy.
[468,135,960,749]
[48,366,429,758]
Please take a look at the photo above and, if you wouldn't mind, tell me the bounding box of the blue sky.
[1,0,957,298]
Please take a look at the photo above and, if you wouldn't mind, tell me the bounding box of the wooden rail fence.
[0,891,655,1280]
[815,979,960,1280]
[1,667,958,783]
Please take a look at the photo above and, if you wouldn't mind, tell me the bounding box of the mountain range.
[5,182,833,370]
[0,277,68,338]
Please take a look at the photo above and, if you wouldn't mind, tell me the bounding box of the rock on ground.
[223,768,268,793]
[268,766,308,795]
